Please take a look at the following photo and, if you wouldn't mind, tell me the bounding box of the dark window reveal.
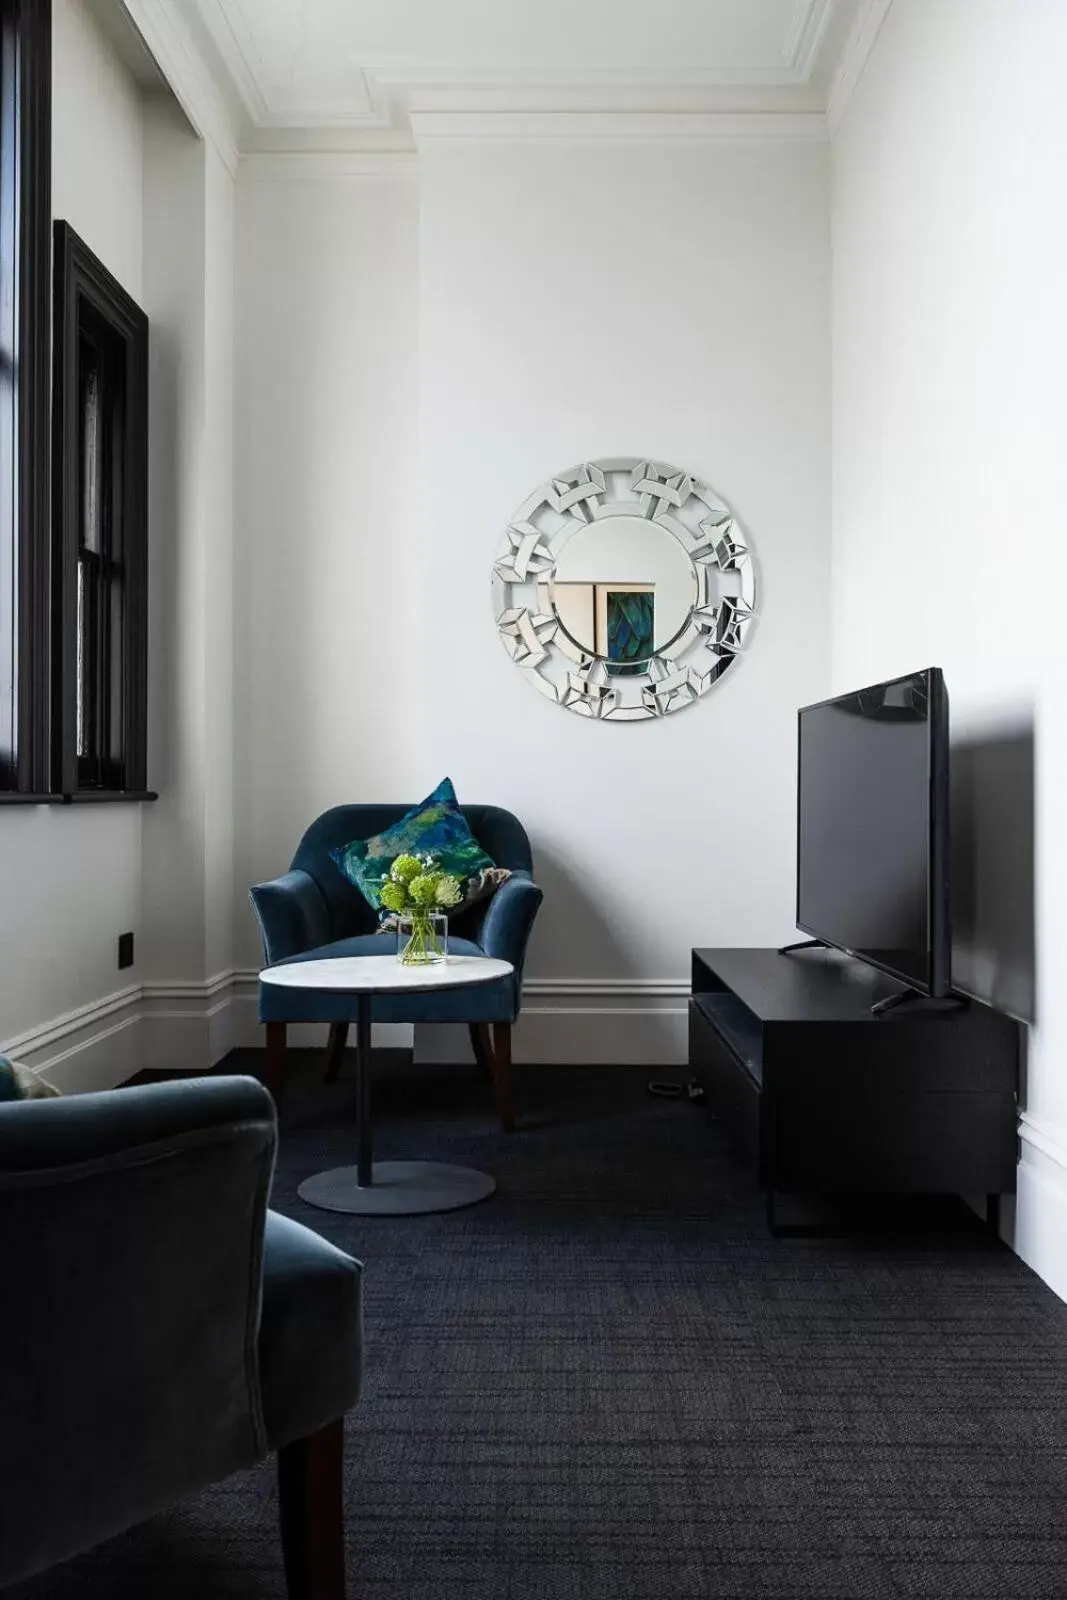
[0,0,50,796]
[52,221,148,796]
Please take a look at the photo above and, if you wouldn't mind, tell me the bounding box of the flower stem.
[401,910,445,966]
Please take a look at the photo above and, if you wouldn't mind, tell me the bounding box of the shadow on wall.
[525,839,641,982]
[950,714,1035,1023]
[416,837,683,1065]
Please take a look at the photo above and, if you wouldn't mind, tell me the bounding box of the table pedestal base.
[297,1160,497,1216]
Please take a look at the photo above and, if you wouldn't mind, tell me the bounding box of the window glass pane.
[76,553,99,776]
[75,555,85,758]
[79,336,101,554]
[0,17,17,779]
[108,571,123,770]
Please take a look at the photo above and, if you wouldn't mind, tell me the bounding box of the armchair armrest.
[250,868,330,965]
[0,1077,277,1587]
[478,871,543,975]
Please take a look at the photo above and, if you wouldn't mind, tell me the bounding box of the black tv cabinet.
[689,948,1019,1234]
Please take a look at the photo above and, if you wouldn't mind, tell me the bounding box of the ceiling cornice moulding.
[129,1,890,158]
[187,0,269,126]
[408,110,828,144]
[825,0,894,133]
[782,0,837,78]
[238,152,419,181]
[122,0,241,173]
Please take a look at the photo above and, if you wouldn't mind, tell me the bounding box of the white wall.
[140,99,237,1068]
[832,0,1067,1286]
[232,137,831,1060]
[202,148,236,984]
[0,0,145,1085]
[232,166,421,981]
[52,0,143,296]
[416,138,830,1058]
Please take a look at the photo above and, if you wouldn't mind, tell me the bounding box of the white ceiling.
[153,0,881,150]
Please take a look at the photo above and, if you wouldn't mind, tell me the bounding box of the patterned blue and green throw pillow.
[0,1056,60,1100]
[330,778,510,921]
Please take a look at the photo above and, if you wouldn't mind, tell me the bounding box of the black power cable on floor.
[646,1078,705,1103]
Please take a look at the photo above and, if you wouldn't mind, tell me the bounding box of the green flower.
[391,854,422,885]
[435,874,462,909]
[408,874,440,907]
[380,879,408,913]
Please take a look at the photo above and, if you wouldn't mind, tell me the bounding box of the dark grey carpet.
[10,1057,1067,1600]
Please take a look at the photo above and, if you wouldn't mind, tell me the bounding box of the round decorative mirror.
[492,457,756,720]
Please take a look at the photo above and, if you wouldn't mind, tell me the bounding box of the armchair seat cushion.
[258,1210,363,1450]
[259,934,519,1024]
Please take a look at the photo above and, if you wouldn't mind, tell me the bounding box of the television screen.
[796,667,950,995]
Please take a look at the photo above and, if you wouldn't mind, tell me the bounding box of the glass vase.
[397,910,448,967]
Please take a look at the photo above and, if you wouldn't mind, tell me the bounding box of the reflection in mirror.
[550,514,697,670]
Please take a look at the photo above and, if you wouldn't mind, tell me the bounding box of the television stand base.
[766,1188,1005,1239]
[870,988,969,1016]
[777,938,828,956]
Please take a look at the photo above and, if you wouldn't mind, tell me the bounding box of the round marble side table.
[259,954,513,1217]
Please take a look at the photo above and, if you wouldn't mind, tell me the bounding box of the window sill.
[0,790,158,806]
[0,793,66,806]
[63,790,158,804]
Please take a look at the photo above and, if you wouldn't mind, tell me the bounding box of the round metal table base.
[297,1160,497,1216]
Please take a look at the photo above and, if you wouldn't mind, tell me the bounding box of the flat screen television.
[796,667,951,996]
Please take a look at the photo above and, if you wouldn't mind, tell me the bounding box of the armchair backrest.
[292,804,534,941]
[0,1076,276,1587]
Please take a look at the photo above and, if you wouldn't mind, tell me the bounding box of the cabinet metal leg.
[986,1192,1002,1238]
[764,1188,840,1239]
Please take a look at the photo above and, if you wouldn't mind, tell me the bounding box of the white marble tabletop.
[259,954,513,995]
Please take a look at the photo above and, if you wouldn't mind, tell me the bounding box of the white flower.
[435,874,463,909]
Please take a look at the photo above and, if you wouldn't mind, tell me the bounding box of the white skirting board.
[0,983,144,1095]
[1011,1115,1067,1304]
[413,979,689,1065]
[1,970,691,1090]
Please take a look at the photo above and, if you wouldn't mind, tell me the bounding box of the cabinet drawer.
[688,998,764,1177]
[772,1088,1018,1194]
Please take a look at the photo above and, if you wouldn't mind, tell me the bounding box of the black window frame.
[0,0,50,800]
[52,220,150,799]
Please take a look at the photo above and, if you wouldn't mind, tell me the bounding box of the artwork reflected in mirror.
[605,587,654,677]
[554,583,655,676]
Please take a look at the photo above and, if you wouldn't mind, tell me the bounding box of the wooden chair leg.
[490,1021,517,1133]
[264,1021,287,1102]
[324,1022,349,1083]
[469,1021,492,1079]
[278,1418,346,1600]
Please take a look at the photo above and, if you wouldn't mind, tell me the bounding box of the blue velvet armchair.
[0,1076,361,1599]
[250,804,543,1129]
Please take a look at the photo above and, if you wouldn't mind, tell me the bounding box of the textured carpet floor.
[10,1057,1067,1600]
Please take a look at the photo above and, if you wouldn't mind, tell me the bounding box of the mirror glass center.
[550,515,697,669]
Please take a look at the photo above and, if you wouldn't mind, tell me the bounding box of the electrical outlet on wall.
[118,931,135,970]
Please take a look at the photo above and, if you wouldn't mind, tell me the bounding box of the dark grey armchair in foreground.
[0,1076,362,1599]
